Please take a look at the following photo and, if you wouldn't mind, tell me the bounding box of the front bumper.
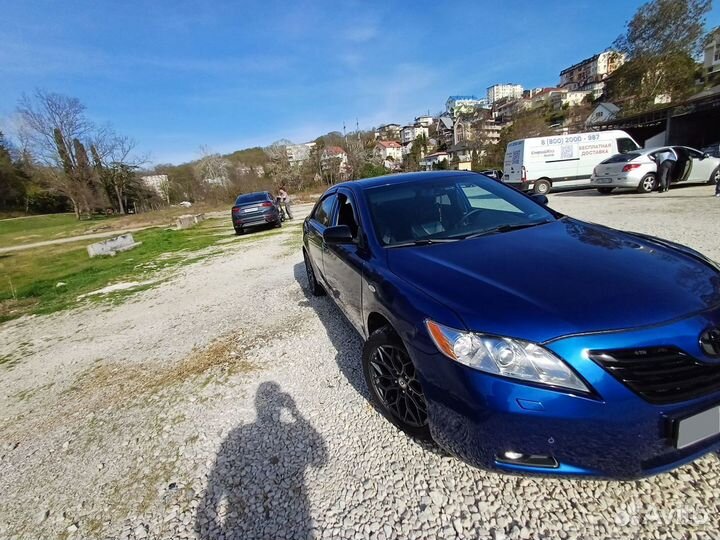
[409,308,720,479]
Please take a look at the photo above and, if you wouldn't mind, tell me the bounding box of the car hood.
[387,218,720,343]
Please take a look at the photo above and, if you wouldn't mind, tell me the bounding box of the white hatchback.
[590,146,720,194]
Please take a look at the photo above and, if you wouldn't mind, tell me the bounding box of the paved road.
[1,185,719,540]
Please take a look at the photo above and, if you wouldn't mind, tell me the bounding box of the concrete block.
[176,213,206,229]
[176,215,195,229]
[87,233,142,257]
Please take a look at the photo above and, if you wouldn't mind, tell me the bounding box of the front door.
[305,193,337,284]
[322,190,366,333]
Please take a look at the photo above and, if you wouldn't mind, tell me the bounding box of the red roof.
[324,146,346,155]
[376,140,401,148]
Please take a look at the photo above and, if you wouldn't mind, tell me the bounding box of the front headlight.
[425,320,590,393]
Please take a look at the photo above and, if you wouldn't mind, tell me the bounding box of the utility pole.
[356,118,360,141]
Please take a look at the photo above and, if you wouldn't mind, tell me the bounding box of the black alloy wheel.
[362,327,431,440]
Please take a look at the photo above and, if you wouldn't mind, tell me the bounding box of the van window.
[601,152,640,164]
[617,138,639,154]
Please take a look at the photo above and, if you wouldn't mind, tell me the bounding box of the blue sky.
[1,0,718,165]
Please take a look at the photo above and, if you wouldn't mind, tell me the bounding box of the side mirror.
[703,152,710,160]
[531,193,549,206]
[323,225,354,244]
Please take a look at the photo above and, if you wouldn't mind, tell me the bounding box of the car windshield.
[235,193,267,205]
[364,176,556,247]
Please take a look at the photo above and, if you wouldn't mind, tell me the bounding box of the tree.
[608,0,712,110]
[15,90,135,218]
[615,0,712,58]
[0,131,30,211]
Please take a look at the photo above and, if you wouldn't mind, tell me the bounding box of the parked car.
[590,146,720,194]
[302,170,720,479]
[231,191,282,234]
[503,130,639,194]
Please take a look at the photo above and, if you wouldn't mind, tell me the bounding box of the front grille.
[588,347,720,404]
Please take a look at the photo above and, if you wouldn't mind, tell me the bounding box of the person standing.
[655,147,677,193]
[278,184,293,219]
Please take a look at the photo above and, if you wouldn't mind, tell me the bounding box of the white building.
[552,89,593,110]
[559,51,625,95]
[374,141,403,170]
[446,95,489,117]
[400,125,429,145]
[704,28,720,76]
[415,115,434,127]
[585,102,620,126]
[285,142,315,165]
[375,123,402,141]
[419,152,449,170]
[487,84,523,104]
[320,146,350,180]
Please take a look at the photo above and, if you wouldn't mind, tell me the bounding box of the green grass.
[0,218,233,322]
[0,214,117,248]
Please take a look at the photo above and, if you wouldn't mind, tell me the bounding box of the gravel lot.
[1,184,720,540]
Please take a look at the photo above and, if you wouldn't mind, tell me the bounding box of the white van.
[502,130,639,194]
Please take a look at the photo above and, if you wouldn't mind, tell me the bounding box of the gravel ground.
[1,185,720,540]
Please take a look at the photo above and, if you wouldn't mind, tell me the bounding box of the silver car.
[590,146,720,194]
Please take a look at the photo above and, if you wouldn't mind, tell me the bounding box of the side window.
[336,193,360,239]
[686,148,703,159]
[617,138,639,154]
[313,195,336,227]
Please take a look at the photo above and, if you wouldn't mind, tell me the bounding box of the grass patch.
[0,218,232,322]
[0,204,230,249]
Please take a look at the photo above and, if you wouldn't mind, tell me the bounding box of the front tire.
[234,227,244,236]
[534,179,551,195]
[303,251,325,296]
[362,326,431,440]
[637,173,656,194]
[597,187,615,194]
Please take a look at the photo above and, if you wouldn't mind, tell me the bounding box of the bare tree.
[195,146,230,186]
[16,90,94,166]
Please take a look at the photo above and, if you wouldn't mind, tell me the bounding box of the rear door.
[305,193,337,283]
[321,189,366,333]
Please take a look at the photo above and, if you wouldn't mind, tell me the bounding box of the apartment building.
[487,83,523,104]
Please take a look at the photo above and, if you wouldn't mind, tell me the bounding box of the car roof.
[333,170,482,191]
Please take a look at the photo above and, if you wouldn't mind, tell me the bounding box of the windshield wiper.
[457,220,554,240]
[386,238,460,248]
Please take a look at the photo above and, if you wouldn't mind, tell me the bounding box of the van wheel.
[597,187,615,194]
[534,179,551,195]
[637,174,656,194]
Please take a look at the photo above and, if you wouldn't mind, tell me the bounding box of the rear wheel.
[637,174,656,194]
[362,326,431,440]
[534,179,551,195]
[234,227,244,235]
[303,251,325,296]
[708,166,720,185]
[597,187,615,194]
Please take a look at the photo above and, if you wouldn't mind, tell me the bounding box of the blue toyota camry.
[302,171,720,479]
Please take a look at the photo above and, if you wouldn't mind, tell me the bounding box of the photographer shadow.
[195,381,327,540]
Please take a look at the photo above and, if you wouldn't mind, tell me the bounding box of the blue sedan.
[301,171,720,479]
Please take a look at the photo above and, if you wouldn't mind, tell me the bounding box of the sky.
[1,0,718,165]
